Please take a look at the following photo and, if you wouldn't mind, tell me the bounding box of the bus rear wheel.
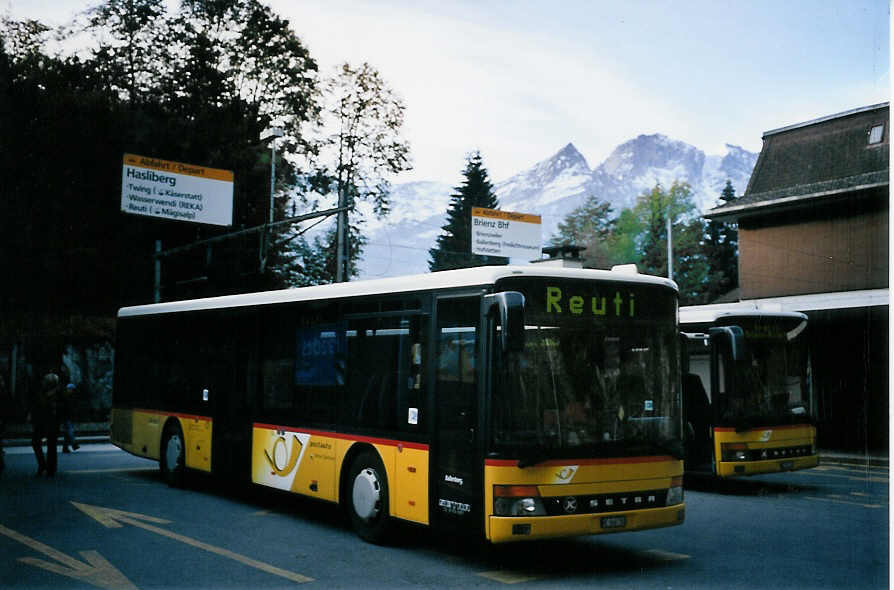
[347,450,392,543]
[160,422,185,487]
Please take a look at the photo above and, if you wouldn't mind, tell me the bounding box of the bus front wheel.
[160,422,185,487]
[347,451,392,543]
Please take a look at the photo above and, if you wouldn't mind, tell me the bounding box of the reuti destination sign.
[471,207,542,259]
[121,153,234,226]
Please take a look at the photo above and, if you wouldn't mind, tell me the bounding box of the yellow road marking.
[71,502,313,584]
[805,496,883,509]
[0,524,138,590]
[477,570,542,584]
[643,549,691,562]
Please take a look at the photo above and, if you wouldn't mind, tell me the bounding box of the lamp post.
[667,207,673,281]
[259,127,284,272]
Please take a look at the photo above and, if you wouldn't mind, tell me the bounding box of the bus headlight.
[721,443,748,461]
[666,476,684,506]
[494,485,547,516]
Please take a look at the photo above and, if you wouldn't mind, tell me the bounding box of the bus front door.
[433,297,483,536]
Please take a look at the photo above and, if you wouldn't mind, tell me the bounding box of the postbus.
[111,265,685,543]
[679,307,818,478]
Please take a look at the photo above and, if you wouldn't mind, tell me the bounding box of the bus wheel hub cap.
[166,436,182,469]
[352,468,381,521]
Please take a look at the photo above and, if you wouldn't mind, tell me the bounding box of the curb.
[2,435,110,448]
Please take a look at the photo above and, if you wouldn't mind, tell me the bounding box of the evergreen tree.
[429,152,508,271]
[703,180,739,301]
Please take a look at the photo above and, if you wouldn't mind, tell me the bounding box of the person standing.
[31,372,60,477]
[60,382,79,452]
[0,374,10,474]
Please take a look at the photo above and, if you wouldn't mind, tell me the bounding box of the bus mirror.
[483,292,526,352]
[709,326,746,361]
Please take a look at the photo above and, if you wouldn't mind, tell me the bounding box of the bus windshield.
[716,315,812,428]
[489,278,683,463]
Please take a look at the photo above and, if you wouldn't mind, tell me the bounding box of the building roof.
[707,103,889,220]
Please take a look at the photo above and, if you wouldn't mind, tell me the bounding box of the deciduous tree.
[549,196,618,268]
[313,61,412,282]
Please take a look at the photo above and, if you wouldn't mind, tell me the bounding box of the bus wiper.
[733,415,766,433]
[517,446,553,468]
[652,438,685,460]
[627,436,684,460]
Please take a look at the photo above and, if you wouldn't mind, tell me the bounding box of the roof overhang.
[704,180,888,222]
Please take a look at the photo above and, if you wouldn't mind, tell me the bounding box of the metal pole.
[335,184,346,283]
[154,240,162,302]
[269,137,276,232]
[259,128,283,273]
[666,210,673,281]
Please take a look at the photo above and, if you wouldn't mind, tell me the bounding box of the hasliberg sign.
[121,153,234,226]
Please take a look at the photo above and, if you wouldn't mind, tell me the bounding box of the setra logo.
[264,434,304,477]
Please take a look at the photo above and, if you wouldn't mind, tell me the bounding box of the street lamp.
[259,127,284,272]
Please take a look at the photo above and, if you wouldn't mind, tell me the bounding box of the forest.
[1,0,411,322]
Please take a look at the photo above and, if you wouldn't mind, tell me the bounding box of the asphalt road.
[0,444,888,589]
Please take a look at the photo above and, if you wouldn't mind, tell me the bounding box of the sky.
[5,0,890,185]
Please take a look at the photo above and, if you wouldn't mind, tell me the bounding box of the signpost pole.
[154,240,162,303]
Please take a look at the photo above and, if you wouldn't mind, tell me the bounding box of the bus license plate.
[780,460,794,470]
[601,516,627,529]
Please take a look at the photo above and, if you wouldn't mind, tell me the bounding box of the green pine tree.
[429,152,508,271]
[703,180,739,301]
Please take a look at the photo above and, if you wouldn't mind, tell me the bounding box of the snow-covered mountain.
[357,135,757,279]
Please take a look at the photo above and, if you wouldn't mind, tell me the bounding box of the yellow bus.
[111,266,685,543]
[680,308,818,478]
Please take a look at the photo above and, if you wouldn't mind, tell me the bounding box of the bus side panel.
[347,442,430,525]
[713,424,818,477]
[182,415,213,472]
[110,408,163,461]
[249,426,430,524]
[484,458,684,543]
[112,409,213,472]
[252,425,336,501]
[393,446,429,524]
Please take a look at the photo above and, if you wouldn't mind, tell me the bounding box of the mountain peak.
[551,142,588,167]
[533,142,590,176]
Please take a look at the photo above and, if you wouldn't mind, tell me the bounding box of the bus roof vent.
[610,264,639,274]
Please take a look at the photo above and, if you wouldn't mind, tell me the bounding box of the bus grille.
[542,489,668,516]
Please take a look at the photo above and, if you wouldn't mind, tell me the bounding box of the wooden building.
[706,103,889,452]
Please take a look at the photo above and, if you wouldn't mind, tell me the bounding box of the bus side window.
[436,299,478,430]
[260,311,300,416]
[342,315,420,430]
